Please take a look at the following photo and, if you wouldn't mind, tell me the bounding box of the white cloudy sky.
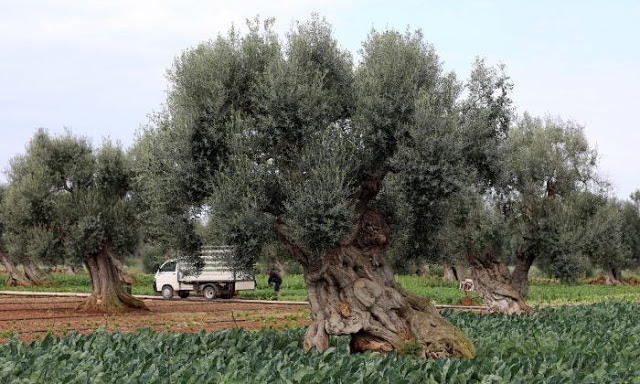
[1,0,638,198]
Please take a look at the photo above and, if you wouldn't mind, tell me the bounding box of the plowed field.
[0,294,311,343]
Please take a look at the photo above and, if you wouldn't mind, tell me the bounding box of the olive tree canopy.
[3,129,145,312]
[135,16,483,358]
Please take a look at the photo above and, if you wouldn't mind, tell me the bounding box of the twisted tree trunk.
[23,260,48,286]
[293,208,474,359]
[442,263,458,281]
[511,253,535,298]
[0,251,28,286]
[76,248,147,313]
[468,245,532,315]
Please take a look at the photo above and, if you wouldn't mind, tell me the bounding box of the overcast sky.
[1,1,638,199]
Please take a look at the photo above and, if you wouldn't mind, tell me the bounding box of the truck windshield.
[159,261,177,273]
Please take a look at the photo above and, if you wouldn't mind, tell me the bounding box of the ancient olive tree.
[138,17,475,358]
[438,113,601,315]
[489,115,599,308]
[3,130,145,312]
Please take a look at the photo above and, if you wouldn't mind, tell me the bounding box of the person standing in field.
[267,267,282,299]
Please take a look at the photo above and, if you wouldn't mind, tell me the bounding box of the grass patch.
[1,271,639,305]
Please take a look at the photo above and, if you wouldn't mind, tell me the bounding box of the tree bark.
[0,251,28,287]
[468,245,532,315]
[107,251,135,286]
[605,267,623,285]
[454,263,467,281]
[23,260,48,286]
[76,248,147,313]
[267,245,288,275]
[296,208,475,359]
[442,263,458,281]
[511,254,535,298]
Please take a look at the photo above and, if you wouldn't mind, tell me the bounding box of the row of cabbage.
[1,301,638,383]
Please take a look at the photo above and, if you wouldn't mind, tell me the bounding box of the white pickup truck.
[153,246,256,299]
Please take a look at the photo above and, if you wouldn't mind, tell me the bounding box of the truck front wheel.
[203,285,218,300]
[161,285,174,299]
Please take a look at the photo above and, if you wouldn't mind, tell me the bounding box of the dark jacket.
[268,270,282,286]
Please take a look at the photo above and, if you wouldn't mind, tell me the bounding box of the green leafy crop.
[0,301,638,383]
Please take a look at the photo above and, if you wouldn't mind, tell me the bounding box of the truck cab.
[154,259,194,299]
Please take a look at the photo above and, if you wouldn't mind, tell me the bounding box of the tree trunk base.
[23,261,48,286]
[302,241,474,359]
[0,252,29,287]
[470,251,532,315]
[443,263,458,281]
[76,250,148,313]
[76,291,147,313]
[605,268,623,285]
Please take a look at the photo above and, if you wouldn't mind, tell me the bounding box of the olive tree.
[136,17,477,358]
[471,114,600,313]
[3,130,145,312]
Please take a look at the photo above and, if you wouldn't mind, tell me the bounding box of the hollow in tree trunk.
[23,260,48,286]
[455,263,467,281]
[76,248,147,313]
[0,251,29,287]
[442,263,458,281]
[605,267,623,285]
[286,208,475,359]
[468,245,532,315]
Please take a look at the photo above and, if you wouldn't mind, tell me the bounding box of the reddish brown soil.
[583,276,640,285]
[0,295,311,344]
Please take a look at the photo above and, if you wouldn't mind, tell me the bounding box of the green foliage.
[621,193,640,267]
[385,57,514,266]
[499,115,605,281]
[0,302,638,383]
[0,271,155,295]
[2,131,138,268]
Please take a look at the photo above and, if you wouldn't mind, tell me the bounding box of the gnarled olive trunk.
[442,263,458,281]
[605,267,623,285]
[511,254,534,298]
[455,263,467,281]
[23,260,48,286]
[0,251,28,286]
[76,249,147,313]
[299,208,475,359]
[468,245,532,315]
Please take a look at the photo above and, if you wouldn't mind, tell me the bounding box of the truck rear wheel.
[177,291,190,299]
[161,285,174,299]
[203,285,218,300]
